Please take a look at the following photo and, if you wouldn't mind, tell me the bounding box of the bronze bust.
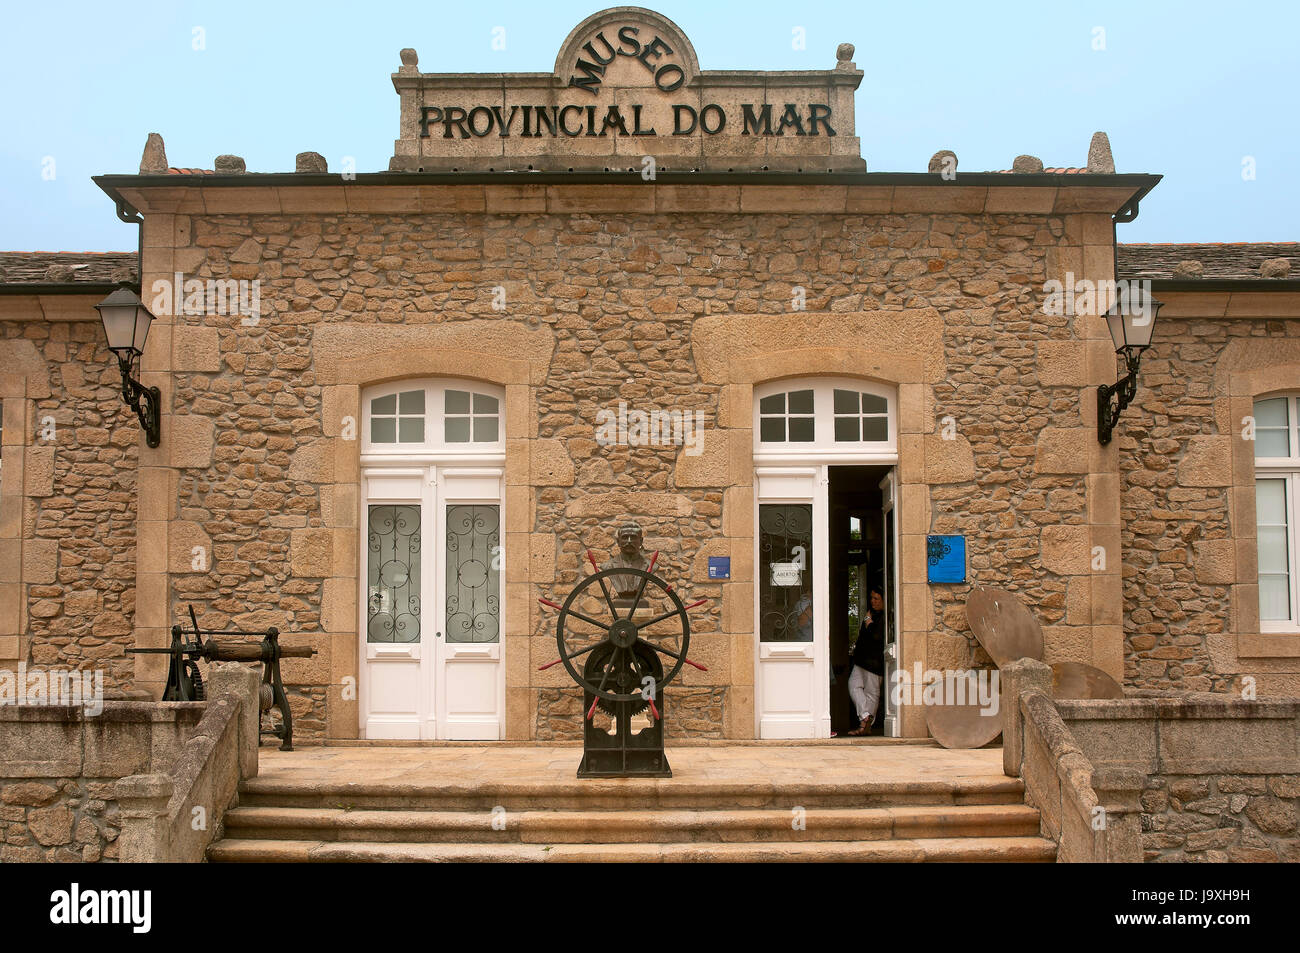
[602,521,650,602]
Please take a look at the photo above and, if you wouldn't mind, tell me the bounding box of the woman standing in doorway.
[846,586,885,735]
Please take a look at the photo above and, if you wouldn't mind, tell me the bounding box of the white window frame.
[1255,394,1300,633]
[753,377,897,464]
[362,380,505,463]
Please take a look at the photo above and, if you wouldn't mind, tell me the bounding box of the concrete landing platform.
[256,743,1007,788]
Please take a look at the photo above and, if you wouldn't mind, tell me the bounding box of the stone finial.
[928,150,957,175]
[836,43,855,63]
[1173,260,1204,279]
[1087,131,1115,174]
[139,132,168,174]
[399,48,418,73]
[43,263,74,282]
[214,154,246,174]
[1012,155,1044,173]
[1260,257,1292,278]
[296,151,328,173]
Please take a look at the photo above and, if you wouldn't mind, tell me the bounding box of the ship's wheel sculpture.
[539,549,708,778]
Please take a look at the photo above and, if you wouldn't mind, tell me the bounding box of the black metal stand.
[577,642,671,778]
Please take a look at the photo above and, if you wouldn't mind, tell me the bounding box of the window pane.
[1255,397,1290,458]
[758,504,813,643]
[398,389,425,414]
[1254,397,1288,427]
[446,504,501,643]
[1256,477,1291,622]
[445,417,471,442]
[1257,526,1289,572]
[367,504,421,643]
[834,417,860,442]
[371,394,396,415]
[862,394,888,414]
[473,417,499,442]
[760,418,786,442]
[473,393,499,413]
[861,417,889,442]
[1256,479,1288,523]
[1260,574,1291,621]
[445,389,471,414]
[788,417,815,442]
[833,389,859,414]
[398,417,425,443]
[1257,429,1290,458]
[371,418,397,443]
[759,393,785,415]
[788,390,814,414]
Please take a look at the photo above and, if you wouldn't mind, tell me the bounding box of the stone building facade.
[1,8,1298,745]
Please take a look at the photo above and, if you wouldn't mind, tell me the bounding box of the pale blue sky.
[1,0,1295,250]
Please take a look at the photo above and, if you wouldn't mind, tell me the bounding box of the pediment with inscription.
[391,6,864,173]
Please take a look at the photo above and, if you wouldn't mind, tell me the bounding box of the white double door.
[754,465,899,739]
[360,466,504,740]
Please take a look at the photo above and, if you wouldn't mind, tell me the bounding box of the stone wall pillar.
[1002,657,1052,777]
[207,661,262,778]
[1091,766,1145,862]
[113,773,173,863]
[0,374,31,669]
[133,212,181,697]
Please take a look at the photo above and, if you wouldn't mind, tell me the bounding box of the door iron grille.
[445,504,501,643]
[367,504,421,643]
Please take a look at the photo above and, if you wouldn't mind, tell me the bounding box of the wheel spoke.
[644,641,684,661]
[539,641,602,671]
[564,607,612,632]
[637,606,684,629]
[587,550,621,620]
[642,640,708,671]
[593,646,620,695]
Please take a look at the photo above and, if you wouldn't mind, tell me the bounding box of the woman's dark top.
[851,613,886,676]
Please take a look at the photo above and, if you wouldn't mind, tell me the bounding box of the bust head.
[615,522,643,559]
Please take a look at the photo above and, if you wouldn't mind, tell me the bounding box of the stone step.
[236,776,1026,811]
[209,836,1057,863]
[221,803,1043,844]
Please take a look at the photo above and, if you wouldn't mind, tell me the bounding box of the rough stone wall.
[1119,318,1300,693]
[1140,773,1300,862]
[0,777,120,862]
[0,321,137,693]
[536,686,726,740]
[159,207,1106,739]
[923,221,1088,672]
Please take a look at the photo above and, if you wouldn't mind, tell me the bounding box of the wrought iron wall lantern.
[1096,289,1162,446]
[95,286,161,448]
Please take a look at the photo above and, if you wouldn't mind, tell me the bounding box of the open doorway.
[829,465,895,738]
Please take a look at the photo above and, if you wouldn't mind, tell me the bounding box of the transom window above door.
[754,378,896,456]
[363,381,505,454]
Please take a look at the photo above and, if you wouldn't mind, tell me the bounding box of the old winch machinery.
[128,604,316,751]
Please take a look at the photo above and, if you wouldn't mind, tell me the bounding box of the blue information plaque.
[707,556,731,580]
[926,535,966,583]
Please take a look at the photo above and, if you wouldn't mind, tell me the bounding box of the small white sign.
[770,562,802,586]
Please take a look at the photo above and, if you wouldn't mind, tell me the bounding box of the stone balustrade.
[1003,658,1300,862]
[0,662,260,862]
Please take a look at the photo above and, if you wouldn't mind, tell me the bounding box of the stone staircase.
[208,765,1056,862]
